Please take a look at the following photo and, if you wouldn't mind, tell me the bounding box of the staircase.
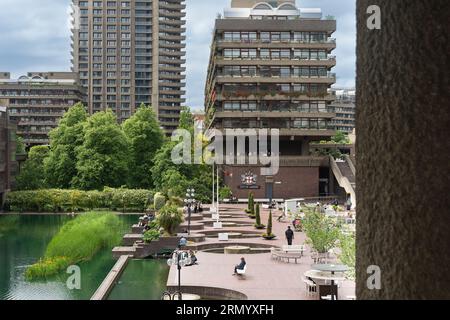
[330,155,356,208]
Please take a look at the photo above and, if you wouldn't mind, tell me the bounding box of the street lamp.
[184,188,195,235]
[164,249,191,300]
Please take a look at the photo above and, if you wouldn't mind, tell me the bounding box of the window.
[261,32,270,43]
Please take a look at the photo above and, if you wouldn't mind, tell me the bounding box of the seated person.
[233,257,246,275]
[188,250,198,265]
[178,236,187,248]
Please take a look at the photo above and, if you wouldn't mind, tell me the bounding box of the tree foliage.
[72,110,129,190]
[122,105,164,188]
[15,146,50,190]
[44,103,88,188]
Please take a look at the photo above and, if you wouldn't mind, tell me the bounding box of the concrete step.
[112,247,136,259]
[123,234,143,246]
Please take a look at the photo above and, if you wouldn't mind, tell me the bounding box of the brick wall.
[223,166,320,199]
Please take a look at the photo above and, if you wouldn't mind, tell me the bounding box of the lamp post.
[184,188,195,235]
[163,248,191,301]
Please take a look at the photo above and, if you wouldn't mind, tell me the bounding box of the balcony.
[216,74,336,84]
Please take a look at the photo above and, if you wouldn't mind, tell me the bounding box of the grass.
[26,212,124,280]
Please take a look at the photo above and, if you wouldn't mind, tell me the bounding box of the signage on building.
[239,171,260,189]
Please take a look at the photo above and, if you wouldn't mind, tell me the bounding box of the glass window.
[261,32,270,43]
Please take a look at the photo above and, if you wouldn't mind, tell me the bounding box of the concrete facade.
[205,1,337,200]
[356,0,450,299]
[0,106,18,206]
[0,72,85,146]
[71,0,186,133]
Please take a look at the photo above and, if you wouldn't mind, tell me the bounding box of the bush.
[302,210,341,253]
[4,188,153,213]
[26,212,124,280]
[143,229,161,243]
[219,186,232,201]
[154,192,166,211]
[254,204,265,229]
[156,204,184,236]
[262,210,275,239]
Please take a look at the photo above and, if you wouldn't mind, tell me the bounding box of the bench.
[282,245,305,255]
[271,248,303,264]
[236,265,247,277]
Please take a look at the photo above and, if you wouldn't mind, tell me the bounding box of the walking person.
[285,226,294,246]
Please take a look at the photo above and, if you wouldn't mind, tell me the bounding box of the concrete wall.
[356,0,450,299]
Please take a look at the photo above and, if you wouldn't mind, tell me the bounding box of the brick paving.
[167,204,356,300]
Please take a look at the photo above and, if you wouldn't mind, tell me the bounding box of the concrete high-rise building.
[330,88,355,133]
[0,105,19,205]
[0,72,85,146]
[71,0,186,133]
[205,0,338,199]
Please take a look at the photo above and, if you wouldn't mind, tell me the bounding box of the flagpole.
[212,164,215,213]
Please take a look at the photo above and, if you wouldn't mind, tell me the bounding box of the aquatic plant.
[26,212,124,280]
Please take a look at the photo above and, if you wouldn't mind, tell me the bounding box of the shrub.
[302,210,341,253]
[219,186,232,201]
[26,212,124,280]
[154,192,166,211]
[339,233,356,280]
[4,188,153,213]
[143,229,161,243]
[156,204,184,236]
[254,204,265,229]
[262,210,275,239]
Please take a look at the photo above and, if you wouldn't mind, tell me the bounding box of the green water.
[108,259,169,300]
[0,214,154,300]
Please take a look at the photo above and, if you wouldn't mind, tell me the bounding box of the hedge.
[5,188,154,213]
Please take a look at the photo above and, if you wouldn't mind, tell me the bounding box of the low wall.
[165,285,248,300]
[91,255,131,300]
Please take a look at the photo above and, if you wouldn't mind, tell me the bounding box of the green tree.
[44,103,88,188]
[15,136,26,155]
[15,146,50,190]
[331,131,350,144]
[302,210,341,253]
[122,105,164,188]
[73,110,130,190]
[151,108,213,202]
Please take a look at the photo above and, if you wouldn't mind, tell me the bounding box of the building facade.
[330,88,355,133]
[71,0,186,133]
[0,104,18,206]
[0,72,85,146]
[205,0,337,199]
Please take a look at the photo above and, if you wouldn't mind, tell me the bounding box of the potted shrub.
[262,210,276,240]
[143,229,161,243]
[254,204,265,229]
[156,204,184,236]
[245,192,253,214]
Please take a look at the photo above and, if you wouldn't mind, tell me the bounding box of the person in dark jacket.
[285,226,294,246]
[233,257,246,275]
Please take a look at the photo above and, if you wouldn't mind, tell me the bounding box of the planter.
[262,235,277,240]
[255,225,266,230]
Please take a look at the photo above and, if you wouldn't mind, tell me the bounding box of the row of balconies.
[215,41,336,51]
[215,74,336,84]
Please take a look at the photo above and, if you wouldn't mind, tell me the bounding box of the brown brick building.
[205,0,337,200]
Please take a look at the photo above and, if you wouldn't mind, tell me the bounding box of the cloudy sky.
[0,0,356,110]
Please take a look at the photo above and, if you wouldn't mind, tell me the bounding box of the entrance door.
[265,183,274,201]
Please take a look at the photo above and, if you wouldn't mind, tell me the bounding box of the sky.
[0,0,356,110]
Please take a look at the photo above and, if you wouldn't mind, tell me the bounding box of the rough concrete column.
[356,0,450,299]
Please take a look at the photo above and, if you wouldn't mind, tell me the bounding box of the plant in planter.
[156,204,184,236]
[143,228,161,243]
[262,210,276,240]
[245,192,253,213]
[247,193,256,218]
[254,204,265,229]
